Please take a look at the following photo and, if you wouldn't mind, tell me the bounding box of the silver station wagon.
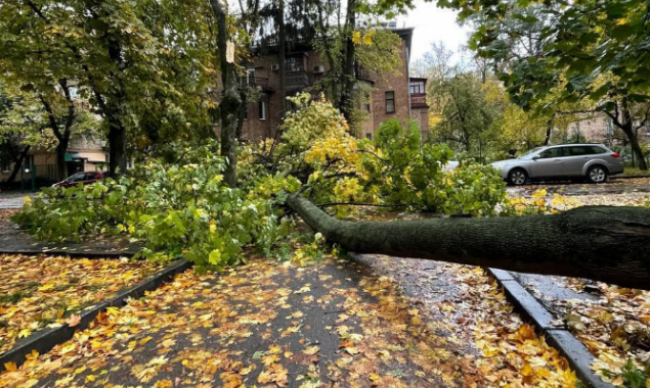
[491,144,624,185]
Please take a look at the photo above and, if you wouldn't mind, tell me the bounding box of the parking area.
[507,177,650,208]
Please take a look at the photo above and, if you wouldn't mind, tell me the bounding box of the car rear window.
[590,146,607,154]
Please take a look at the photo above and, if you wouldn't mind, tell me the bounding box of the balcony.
[410,93,428,109]
[245,76,273,92]
[285,70,309,91]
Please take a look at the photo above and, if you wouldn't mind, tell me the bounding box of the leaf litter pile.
[0,254,162,355]
[507,181,650,386]
[557,282,650,386]
[1,255,579,388]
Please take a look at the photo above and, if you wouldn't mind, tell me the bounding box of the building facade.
[562,114,650,147]
[1,136,107,184]
[238,28,429,141]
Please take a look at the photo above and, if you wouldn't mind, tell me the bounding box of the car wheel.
[508,169,528,186]
[587,165,608,183]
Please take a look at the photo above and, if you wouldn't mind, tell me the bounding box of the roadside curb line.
[487,268,615,388]
[610,175,650,180]
[0,258,192,372]
[0,249,139,259]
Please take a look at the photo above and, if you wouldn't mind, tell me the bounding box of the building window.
[410,81,425,94]
[1,160,10,173]
[246,68,256,85]
[365,133,373,140]
[385,91,395,114]
[364,93,371,112]
[258,101,267,121]
[285,57,303,72]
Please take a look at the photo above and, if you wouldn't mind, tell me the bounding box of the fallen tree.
[288,195,650,290]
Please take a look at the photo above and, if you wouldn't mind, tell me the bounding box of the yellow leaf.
[25,349,39,363]
[352,31,361,44]
[155,380,173,388]
[18,328,32,338]
[4,362,17,372]
[139,336,153,345]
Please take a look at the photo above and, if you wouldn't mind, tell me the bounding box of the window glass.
[539,148,563,158]
[68,172,85,182]
[385,91,395,114]
[590,146,606,154]
[409,82,425,94]
[568,146,592,156]
[258,101,267,120]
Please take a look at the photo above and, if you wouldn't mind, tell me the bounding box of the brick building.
[238,27,429,141]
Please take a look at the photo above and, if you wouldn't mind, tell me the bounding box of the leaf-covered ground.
[507,180,650,387]
[1,255,579,388]
[560,282,650,386]
[0,254,162,355]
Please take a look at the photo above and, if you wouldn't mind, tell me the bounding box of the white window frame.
[258,100,267,121]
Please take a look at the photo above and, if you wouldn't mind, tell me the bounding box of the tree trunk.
[278,0,286,116]
[544,114,554,146]
[6,146,30,184]
[287,195,650,290]
[210,0,240,187]
[55,142,68,180]
[623,125,648,170]
[105,37,126,176]
[108,123,127,175]
[339,0,356,120]
[618,100,648,171]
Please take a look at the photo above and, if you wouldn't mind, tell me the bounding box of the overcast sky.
[397,0,472,63]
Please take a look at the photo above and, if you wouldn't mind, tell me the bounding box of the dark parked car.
[52,171,105,188]
[490,144,624,185]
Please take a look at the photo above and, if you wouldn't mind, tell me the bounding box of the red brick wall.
[238,32,412,141]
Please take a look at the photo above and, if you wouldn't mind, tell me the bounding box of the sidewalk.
[1,255,581,388]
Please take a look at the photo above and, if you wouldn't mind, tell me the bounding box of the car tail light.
[611,153,620,158]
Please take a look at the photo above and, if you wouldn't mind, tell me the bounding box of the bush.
[15,141,290,272]
[15,95,516,269]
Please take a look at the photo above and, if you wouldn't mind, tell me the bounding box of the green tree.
[0,84,102,182]
[431,74,503,162]
[436,0,650,169]
[0,0,218,176]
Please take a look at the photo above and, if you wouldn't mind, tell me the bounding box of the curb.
[487,268,615,388]
[610,174,650,180]
[0,249,139,259]
[0,258,192,372]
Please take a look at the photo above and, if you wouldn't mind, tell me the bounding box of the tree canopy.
[431,0,650,168]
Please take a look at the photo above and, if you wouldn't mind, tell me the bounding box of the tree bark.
[615,99,648,171]
[106,36,129,176]
[623,125,648,170]
[210,0,240,187]
[278,0,286,116]
[5,145,30,184]
[339,0,356,120]
[287,195,650,290]
[544,114,554,146]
